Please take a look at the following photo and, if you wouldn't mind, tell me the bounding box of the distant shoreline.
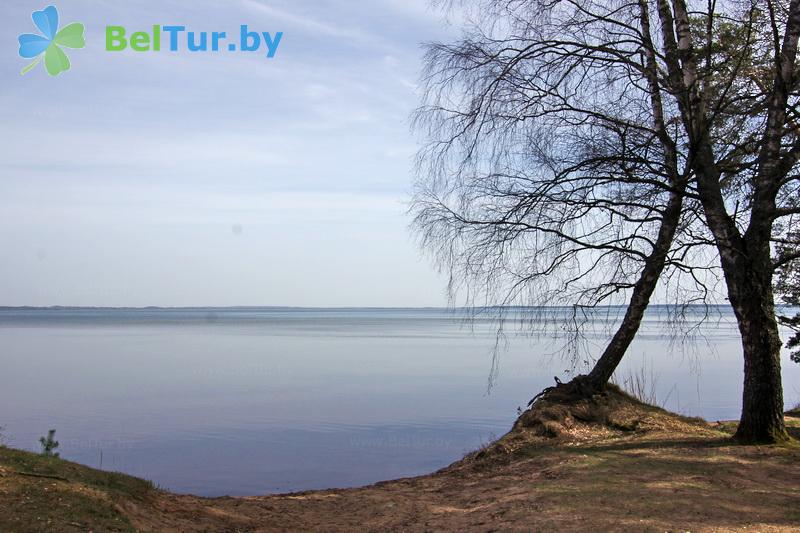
[0,304,741,311]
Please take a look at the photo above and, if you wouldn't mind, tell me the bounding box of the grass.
[611,360,678,409]
[0,446,156,533]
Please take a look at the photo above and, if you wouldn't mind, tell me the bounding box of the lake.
[1,306,798,496]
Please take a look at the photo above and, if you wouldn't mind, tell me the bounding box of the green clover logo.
[18,5,85,77]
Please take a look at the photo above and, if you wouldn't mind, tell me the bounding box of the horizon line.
[0,303,736,311]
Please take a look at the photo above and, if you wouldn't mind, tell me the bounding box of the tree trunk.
[585,187,684,388]
[688,137,788,443]
[689,170,788,442]
[733,294,786,443]
[725,234,788,443]
[582,0,685,391]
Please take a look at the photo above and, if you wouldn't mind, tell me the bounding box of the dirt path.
[119,393,800,532]
[126,428,800,532]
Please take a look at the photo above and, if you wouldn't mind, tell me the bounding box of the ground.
[2,391,799,532]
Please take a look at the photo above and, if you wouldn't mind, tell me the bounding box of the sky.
[0,0,458,307]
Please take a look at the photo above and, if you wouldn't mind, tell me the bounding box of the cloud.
[0,0,452,306]
[241,0,380,45]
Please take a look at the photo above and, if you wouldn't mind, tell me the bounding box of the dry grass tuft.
[468,380,716,460]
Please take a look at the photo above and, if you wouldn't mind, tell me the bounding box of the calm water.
[1,306,798,496]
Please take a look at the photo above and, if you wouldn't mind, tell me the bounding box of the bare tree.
[413,0,800,443]
[655,0,800,442]
[413,0,708,390]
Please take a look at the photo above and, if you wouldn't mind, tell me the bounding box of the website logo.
[16,6,283,79]
[18,5,86,77]
[105,26,283,58]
